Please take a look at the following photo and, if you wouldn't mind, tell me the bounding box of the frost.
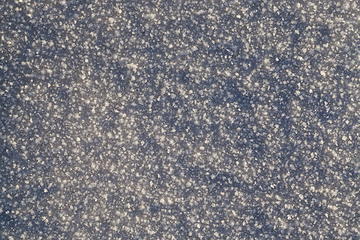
[1,0,360,239]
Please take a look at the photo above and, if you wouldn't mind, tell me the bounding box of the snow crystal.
[1,0,360,239]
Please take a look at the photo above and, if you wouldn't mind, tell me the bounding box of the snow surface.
[1,0,360,239]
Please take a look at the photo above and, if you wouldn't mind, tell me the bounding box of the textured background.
[1,0,360,239]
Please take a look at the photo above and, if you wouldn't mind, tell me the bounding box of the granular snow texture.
[1,0,360,239]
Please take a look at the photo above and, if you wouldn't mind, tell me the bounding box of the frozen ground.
[1,0,360,239]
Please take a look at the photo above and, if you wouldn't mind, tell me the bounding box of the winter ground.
[1,0,360,239]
